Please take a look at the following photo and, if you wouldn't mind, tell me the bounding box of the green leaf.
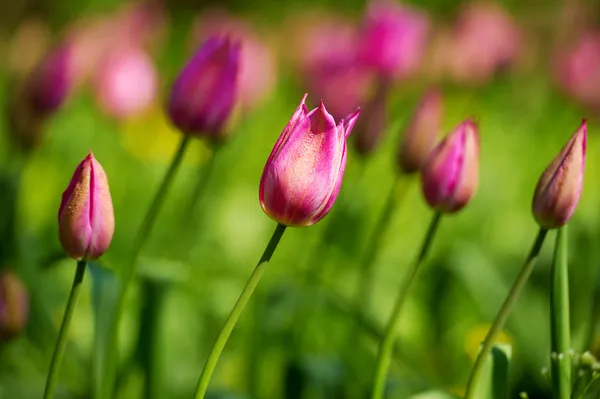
[89,262,121,399]
[472,343,512,399]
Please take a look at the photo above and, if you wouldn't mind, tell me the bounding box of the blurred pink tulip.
[191,8,277,111]
[260,94,360,227]
[359,0,430,80]
[58,152,114,261]
[168,36,240,139]
[398,88,444,174]
[0,270,29,342]
[421,119,479,213]
[532,120,586,229]
[94,46,158,119]
[287,13,372,119]
[428,3,521,85]
[26,43,75,116]
[554,31,600,108]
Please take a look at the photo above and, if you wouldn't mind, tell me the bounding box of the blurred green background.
[1,0,600,398]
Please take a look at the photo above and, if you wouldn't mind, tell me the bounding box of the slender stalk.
[193,223,287,399]
[98,135,191,399]
[43,260,87,399]
[371,212,442,399]
[464,228,548,399]
[140,279,167,399]
[550,226,571,399]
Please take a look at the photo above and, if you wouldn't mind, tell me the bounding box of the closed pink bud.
[58,152,114,260]
[168,36,240,139]
[421,119,479,213]
[398,88,444,174]
[0,270,29,342]
[259,95,360,227]
[532,120,586,229]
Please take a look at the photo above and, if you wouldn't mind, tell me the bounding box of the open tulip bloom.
[192,94,359,399]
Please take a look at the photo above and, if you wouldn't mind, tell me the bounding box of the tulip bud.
[0,270,29,342]
[259,95,360,227]
[397,88,444,174]
[58,152,115,260]
[27,43,74,116]
[532,120,586,229]
[421,119,479,213]
[168,36,240,140]
[353,80,388,156]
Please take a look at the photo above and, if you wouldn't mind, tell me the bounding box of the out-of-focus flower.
[168,36,240,140]
[353,80,389,156]
[7,17,51,77]
[397,88,443,174]
[191,8,277,112]
[0,270,29,342]
[26,43,75,116]
[532,120,586,229]
[554,32,600,109]
[94,46,157,119]
[359,0,430,80]
[58,152,114,261]
[112,1,168,50]
[285,13,372,119]
[259,94,360,227]
[421,119,479,213]
[427,3,521,85]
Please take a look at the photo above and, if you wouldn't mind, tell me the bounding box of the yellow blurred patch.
[464,324,513,361]
[119,106,211,165]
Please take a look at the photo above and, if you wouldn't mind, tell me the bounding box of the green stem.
[550,226,571,399]
[43,260,87,399]
[140,279,167,399]
[371,211,442,399]
[464,228,548,399]
[99,135,191,399]
[193,223,287,399]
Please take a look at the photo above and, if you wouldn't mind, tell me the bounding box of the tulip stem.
[43,260,87,399]
[464,228,548,399]
[193,223,287,399]
[370,211,442,399]
[100,135,191,399]
[550,226,571,399]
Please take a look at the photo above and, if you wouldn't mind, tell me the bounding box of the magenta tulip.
[259,95,360,227]
[359,0,430,80]
[398,88,444,174]
[58,152,114,261]
[168,36,240,139]
[421,119,479,213]
[532,120,587,229]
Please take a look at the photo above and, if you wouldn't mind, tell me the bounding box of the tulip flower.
[58,151,114,261]
[94,46,157,119]
[191,8,277,112]
[27,43,74,116]
[421,119,479,213]
[397,88,444,174]
[353,81,388,156]
[532,120,587,229]
[168,36,240,139]
[359,0,430,80]
[259,94,360,227]
[554,32,600,109]
[0,270,29,342]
